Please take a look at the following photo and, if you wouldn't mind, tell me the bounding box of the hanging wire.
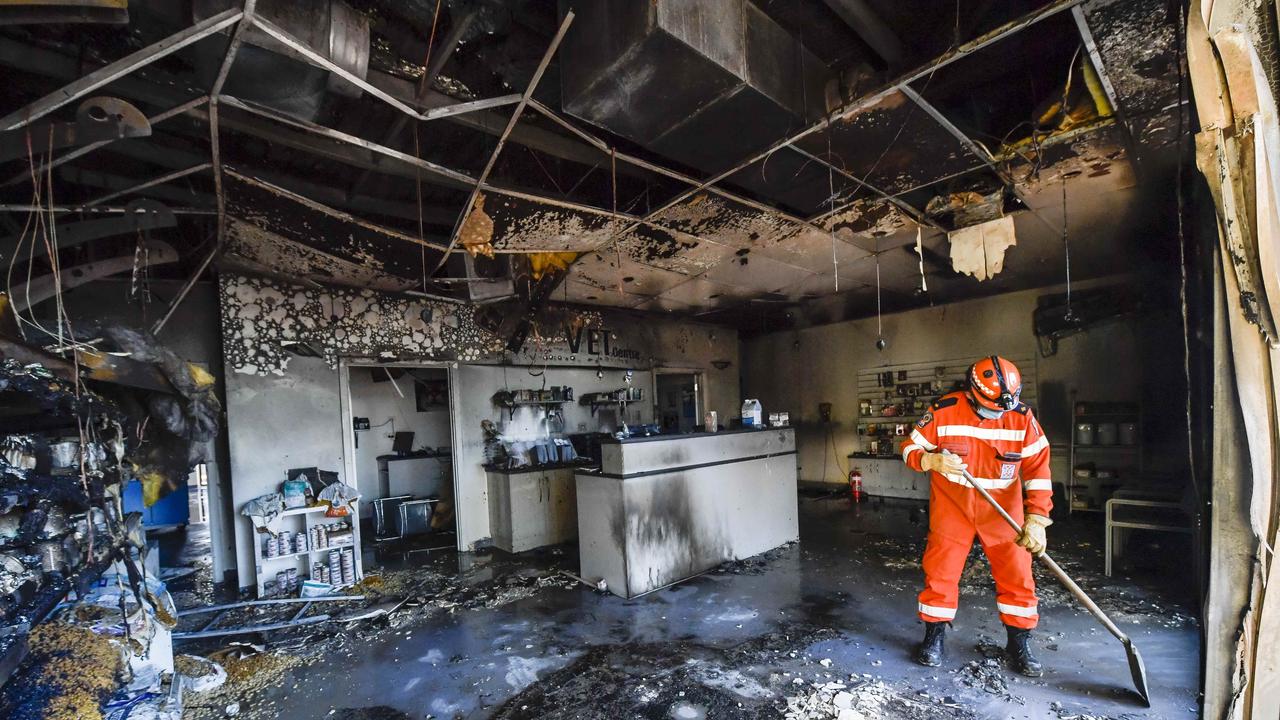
[1061,175,1073,320]
[825,121,839,292]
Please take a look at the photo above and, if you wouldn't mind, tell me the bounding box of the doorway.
[339,361,461,552]
[654,371,704,433]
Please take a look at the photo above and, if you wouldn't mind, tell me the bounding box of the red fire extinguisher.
[849,468,864,503]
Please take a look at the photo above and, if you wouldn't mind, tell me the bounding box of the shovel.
[943,454,1152,706]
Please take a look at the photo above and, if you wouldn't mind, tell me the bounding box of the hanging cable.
[1061,175,1073,321]
[826,121,840,292]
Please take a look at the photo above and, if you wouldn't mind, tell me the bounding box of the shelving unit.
[580,388,644,417]
[1067,400,1141,514]
[854,355,1039,456]
[251,502,363,597]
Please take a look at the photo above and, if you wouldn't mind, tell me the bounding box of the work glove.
[920,452,967,476]
[1017,514,1052,555]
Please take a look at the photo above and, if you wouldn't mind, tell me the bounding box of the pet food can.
[295,532,308,554]
[1074,423,1095,445]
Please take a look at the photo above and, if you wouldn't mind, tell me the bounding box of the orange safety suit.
[901,391,1052,629]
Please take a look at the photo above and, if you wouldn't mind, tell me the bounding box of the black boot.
[914,622,946,667]
[1005,625,1043,677]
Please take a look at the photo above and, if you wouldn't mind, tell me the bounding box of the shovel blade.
[1124,637,1152,707]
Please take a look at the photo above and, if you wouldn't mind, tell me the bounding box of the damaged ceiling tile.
[821,198,914,249]
[1010,123,1137,210]
[649,193,809,249]
[613,224,736,275]
[948,215,1017,281]
[224,218,418,293]
[483,192,625,253]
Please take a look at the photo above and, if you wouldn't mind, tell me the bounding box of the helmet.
[967,356,1022,413]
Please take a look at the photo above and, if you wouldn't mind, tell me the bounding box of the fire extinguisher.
[849,468,864,503]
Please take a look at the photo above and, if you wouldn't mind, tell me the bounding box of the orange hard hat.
[968,356,1022,412]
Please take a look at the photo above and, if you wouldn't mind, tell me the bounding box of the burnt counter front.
[575,427,798,598]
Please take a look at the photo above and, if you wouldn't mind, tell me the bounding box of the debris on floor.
[783,678,974,720]
[0,621,124,720]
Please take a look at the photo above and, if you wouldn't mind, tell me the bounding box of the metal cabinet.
[486,468,578,553]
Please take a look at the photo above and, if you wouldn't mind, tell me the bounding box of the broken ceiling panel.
[949,216,1017,282]
[820,198,915,249]
[612,225,737,276]
[649,193,805,250]
[1081,0,1181,118]
[478,191,626,253]
[1010,123,1137,211]
[794,90,985,195]
[224,217,417,292]
[225,173,443,282]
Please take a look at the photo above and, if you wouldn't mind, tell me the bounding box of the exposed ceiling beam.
[434,11,576,272]
[0,204,215,215]
[223,168,452,250]
[2,96,210,188]
[346,7,478,198]
[1070,5,1141,175]
[897,85,1058,233]
[580,0,1085,262]
[820,0,905,67]
[83,163,212,207]
[58,166,216,207]
[0,7,243,131]
[208,1,259,249]
[785,142,939,230]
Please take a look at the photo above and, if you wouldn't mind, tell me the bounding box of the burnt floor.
[179,496,1200,720]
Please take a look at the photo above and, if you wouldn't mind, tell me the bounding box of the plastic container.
[1074,422,1096,445]
[1096,423,1118,446]
[741,399,762,427]
[704,411,718,432]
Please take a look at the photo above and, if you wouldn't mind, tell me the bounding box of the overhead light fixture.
[711,360,731,370]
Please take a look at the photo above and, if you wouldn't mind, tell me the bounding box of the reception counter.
[575,427,798,598]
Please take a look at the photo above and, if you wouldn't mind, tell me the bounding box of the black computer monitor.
[392,431,415,454]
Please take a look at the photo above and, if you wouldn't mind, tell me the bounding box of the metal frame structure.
[0,0,1135,314]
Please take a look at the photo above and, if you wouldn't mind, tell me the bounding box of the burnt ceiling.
[0,0,1187,335]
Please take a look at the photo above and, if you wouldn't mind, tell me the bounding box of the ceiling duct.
[193,0,369,120]
[557,0,830,176]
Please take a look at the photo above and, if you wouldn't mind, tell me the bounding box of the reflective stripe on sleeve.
[937,426,1026,441]
[1021,436,1049,456]
[1023,479,1053,492]
[902,444,924,463]
[996,602,1038,618]
[919,603,957,620]
[941,474,1017,490]
[909,429,936,450]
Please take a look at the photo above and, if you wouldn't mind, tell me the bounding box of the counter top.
[600,426,794,445]
[377,451,451,461]
[848,452,904,460]
[484,461,596,475]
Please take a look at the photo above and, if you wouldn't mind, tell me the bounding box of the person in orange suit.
[901,356,1052,676]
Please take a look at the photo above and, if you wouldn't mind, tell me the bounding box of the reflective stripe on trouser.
[918,530,1040,629]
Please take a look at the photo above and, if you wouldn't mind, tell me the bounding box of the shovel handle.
[940,453,1132,643]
